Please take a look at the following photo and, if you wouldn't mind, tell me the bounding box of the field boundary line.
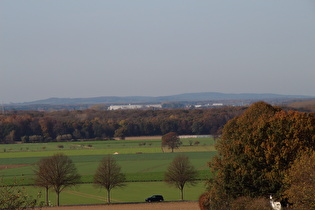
[65,190,122,202]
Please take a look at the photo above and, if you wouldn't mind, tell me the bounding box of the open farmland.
[25,182,206,206]
[0,136,216,205]
[39,201,199,210]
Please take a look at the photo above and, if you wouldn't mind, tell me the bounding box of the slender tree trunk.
[45,187,49,206]
[181,189,183,201]
[107,189,111,203]
[180,186,184,201]
[56,191,60,206]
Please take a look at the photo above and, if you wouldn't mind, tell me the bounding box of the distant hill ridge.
[19,92,312,105]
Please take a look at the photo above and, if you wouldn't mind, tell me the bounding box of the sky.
[1,1,315,103]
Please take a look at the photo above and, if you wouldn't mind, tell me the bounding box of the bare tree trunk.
[107,189,111,203]
[56,191,60,206]
[45,187,49,206]
[181,189,183,201]
[180,186,184,201]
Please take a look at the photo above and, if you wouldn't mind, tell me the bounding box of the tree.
[164,154,197,200]
[284,150,315,209]
[93,155,126,203]
[33,158,51,206]
[209,102,315,202]
[33,153,81,206]
[0,178,41,209]
[162,132,182,153]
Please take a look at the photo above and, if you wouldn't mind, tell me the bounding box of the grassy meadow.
[0,137,217,205]
[24,181,207,205]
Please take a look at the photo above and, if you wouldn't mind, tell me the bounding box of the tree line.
[0,107,245,144]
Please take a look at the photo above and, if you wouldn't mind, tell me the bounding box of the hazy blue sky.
[1,1,315,103]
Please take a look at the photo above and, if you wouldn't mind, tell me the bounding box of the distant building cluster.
[179,135,211,138]
[2,100,248,111]
[194,103,224,108]
[108,104,162,110]
[108,103,228,110]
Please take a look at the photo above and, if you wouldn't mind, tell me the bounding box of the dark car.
[145,195,164,202]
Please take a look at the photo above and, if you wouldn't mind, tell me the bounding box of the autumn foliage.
[0,107,244,143]
[161,132,182,152]
[0,178,41,209]
[284,151,315,209]
[208,101,315,207]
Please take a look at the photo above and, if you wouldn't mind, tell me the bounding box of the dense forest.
[0,107,245,144]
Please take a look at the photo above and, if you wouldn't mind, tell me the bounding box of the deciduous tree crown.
[162,132,182,152]
[208,101,315,206]
[93,155,126,203]
[34,153,81,206]
[164,154,197,200]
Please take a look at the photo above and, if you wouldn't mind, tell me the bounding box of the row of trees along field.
[199,102,315,210]
[1,152,197,208]
[0,107,245,143]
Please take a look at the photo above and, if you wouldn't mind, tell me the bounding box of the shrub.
[0,178,42,209]
[21,136,29,143]
[201,180,231,210]
[199,192,211,210]
[230,197,272,210]
[56,134,72,142]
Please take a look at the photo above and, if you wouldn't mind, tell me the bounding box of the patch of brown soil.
[39,201,199,210]
[0,164,31,170]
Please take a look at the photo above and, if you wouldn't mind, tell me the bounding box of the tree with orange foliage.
[161,132,182,152]
[209,101,315,203]
[284,151,315,209]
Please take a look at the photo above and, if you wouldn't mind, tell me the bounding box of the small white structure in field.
[113,152,119,155]
[270,195,281,210]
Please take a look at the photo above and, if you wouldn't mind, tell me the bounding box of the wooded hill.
[18,92,313,105]
[5,92,313,111]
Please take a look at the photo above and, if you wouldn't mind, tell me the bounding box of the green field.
[23,181,207,205]
[0,137,216,152]
[0,137,216,205]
